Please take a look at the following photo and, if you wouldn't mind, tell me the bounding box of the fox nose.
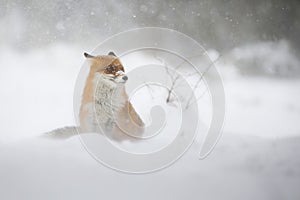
[122,76,128,81]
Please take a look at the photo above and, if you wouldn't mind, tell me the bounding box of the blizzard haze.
[0,0,300,200]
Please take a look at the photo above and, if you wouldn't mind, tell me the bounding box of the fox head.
[84,51,128,84]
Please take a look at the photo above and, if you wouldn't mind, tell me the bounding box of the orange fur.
[79,53,144,139]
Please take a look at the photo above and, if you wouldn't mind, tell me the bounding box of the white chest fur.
[89,73,127,131]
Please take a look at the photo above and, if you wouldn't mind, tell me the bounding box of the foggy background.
[0,0,300,200]
[1,0,300,52]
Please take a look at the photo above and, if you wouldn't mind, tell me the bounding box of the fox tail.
[43,126,79,139]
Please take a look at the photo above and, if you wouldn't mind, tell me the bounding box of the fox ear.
[84,52,95,58]
[108,51,117,57]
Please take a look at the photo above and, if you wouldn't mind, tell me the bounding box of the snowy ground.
[0,42,300,199]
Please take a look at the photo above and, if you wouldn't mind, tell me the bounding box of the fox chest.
[94,87,125,126]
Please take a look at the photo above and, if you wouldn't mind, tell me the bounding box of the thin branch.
[163,64,181,103]
[143,82,155,99]
[166,74,180,103]
[185,87,208,109]
[185,54,222,109]
[153,52,222,105]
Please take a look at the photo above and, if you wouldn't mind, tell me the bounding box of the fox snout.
[122,75,128,81]
[113,72,128,83]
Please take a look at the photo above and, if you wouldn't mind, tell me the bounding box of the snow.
[0,41,300,199]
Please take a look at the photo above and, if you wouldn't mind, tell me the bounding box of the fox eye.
[106,66,114,72]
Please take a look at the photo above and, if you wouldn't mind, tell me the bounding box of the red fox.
[47,52,144,140]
